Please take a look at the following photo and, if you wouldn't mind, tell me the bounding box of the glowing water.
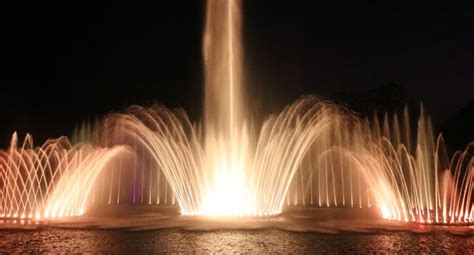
[0,133,128,219]
[0,0,472,225]
[285,106,474,224]
[202,0,250,215]
[99,96,337,216]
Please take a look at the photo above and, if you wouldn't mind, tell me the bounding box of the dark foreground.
[0,228,473,253]
[0,207,473,253]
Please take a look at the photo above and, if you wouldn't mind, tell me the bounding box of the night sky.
[2,1,473,146]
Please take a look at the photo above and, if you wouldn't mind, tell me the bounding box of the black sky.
[2,1,473,145]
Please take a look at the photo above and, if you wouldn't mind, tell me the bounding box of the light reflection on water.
[0,228,473,253]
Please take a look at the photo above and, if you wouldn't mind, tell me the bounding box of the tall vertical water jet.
[200,0,250,215]
[203,0,243,137]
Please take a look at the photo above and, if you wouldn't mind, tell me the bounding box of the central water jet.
[200,0,251,215]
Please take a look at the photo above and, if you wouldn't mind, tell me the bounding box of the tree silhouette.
[442,100,474,152]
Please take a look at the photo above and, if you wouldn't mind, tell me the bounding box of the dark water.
[1,228,473,253]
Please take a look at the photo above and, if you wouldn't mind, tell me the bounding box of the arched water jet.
[285,106,474,224]
[99,96,341,216]
[0,133,129,220]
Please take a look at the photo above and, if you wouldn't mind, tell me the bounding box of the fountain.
[86,0,344,216]
[285,105,473,224]
[0,0,472,226]
[0,132,128,219]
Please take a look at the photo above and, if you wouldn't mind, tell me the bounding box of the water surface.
[1,228,473,253]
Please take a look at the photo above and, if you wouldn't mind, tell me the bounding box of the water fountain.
[0,0,472,226]
[0,132,128,219]
[284,104,474,224]
[84,0,344,216]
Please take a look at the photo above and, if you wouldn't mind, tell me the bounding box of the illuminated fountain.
[286,106,474,224]
[81,0,473,223]
[0,133,128,220]
[87,0,340,216]
[342,107,474,224]
[98,96,339,216]
[0,0,472,226]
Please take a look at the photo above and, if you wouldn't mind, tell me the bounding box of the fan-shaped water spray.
[285,106,474,224]
[97,96,339,216]
[0,133,129,219]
